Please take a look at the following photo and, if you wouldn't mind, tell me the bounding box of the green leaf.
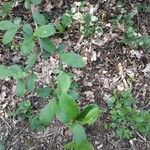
[23,24,33,37]
[24,0,31,9]
[59,52,85,68]
[31,0,42,5]
[57,94,79,123]
[29,116,43,131]
[2,28,18,44]
[21,37,35,55]
[37,87,52,98]
[10,65,28,80]
[57,71,71,93]
[33,24,56,38]
[0,65,12,79]
[64,141,76,150]
[0,2,13,17]
[61,14,72,27]
[14,17,21,27]
[33,12,46,25]
[71,124,87,143]
[25,53,37,71]
[16,80,26,96]
[39,99,57,125]
[65,141,93,150]
[77,104,100,125]
[0,20,15,30]
[41,38,56,54]
[76,141,93,150]
[25,74,37,92]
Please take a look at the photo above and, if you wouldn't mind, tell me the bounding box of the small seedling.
[0,1,100,149]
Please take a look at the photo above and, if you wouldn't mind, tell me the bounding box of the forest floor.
[0,0,150,150]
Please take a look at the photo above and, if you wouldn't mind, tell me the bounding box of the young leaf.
[57,94,79,123]
[33,24,56,38]
[77,104,100,125]
[59,52,85,68]
[31,0,42,5]
[57,71,71,93]
[10,65,28,80]
[25,53,37,71]
[41,38,56,54]
[0,65,12,79]
[25,74,37,92]
[71,124,87,143]
[29,116,43,131]
[37,87,52,98]
[16,100,31,114]
[21,37,35,55]
[61,14,72,27]
[33,12,47,25]
[2,28,18,44]
[39,99,57,125]
[0,20,15,30]
[16,80,26,96]
[23,24,33,37]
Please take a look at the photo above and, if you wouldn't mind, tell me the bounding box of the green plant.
[0,1,14,18]
[108,89,150,139]
[56,2,102,37]
[0,1,100,149]
[114,5,150,48]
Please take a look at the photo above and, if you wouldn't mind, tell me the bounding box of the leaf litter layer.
[0,0,150,150]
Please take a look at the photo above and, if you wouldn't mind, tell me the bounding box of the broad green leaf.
[0,20,15,30]
[33,12,46,25]
[65,141,76,150]
[25,74,37,92]
[59,52,85,68]
[41,38,56,54]
[0,65,12,79]
[61,14,72,27]
[33,24,56,38]
[10,65,28,80]
[2,28,18,44]
[23,24,33,37]
[25,53,37,71]
[39,99,57,125]
[16,80,26,96]
[71,124,87,143]
[21,38,35,55]
[57,94,79,123]
[77,104,100,125]
[57,71,71,93]
[65,141,93,150]
[31,0,42,5]
[37,87,52,98]
[76,141,93,150]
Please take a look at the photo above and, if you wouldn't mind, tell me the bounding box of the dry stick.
[31,5,43,56]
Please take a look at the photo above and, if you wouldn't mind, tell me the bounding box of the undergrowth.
[0,1,149,149]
